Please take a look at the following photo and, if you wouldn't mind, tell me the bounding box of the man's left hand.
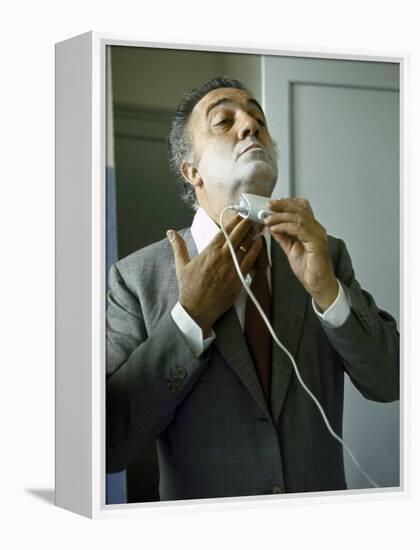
[264,198,338,312]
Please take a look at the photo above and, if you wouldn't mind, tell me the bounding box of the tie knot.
[255,238,269,270]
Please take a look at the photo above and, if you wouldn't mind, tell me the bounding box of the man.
[106,77,399,500]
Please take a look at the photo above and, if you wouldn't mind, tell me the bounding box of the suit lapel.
[269,240,308,425]
[214,307,271,419]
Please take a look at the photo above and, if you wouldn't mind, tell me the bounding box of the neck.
[197,198,238,227]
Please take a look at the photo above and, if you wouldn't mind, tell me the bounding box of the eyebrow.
[205,97,266,119]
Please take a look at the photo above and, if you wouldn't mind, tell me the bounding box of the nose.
[237,111,259,140]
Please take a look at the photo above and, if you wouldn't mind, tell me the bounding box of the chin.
[237,162,277,196]
[239,174,277,198]
[244,181,275,197]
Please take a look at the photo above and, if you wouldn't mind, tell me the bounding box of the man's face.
[184,87,278,218]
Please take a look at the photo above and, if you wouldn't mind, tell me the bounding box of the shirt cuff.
[171,301,216,357]
[312,279,350,328]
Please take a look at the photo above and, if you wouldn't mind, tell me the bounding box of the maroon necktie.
[244,239,272,403]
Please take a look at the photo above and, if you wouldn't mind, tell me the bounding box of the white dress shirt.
[171,207,350,356]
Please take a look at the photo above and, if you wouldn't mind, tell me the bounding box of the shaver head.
[236,193,273,224]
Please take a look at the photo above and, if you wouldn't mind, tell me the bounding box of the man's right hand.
[167,215,263,337]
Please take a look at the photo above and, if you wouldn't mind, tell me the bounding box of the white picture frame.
[55,31,408,519]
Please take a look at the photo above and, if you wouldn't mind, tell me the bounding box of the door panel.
[263,56,400,489]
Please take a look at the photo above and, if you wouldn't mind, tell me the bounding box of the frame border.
[55,31,409,519]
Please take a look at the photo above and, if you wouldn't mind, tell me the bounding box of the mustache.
[236,139,269,159]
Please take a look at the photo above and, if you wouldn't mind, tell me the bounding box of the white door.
[263,56,399,489]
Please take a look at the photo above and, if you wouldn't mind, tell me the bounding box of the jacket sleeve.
[106,262,211,473]
[321,237,399,403]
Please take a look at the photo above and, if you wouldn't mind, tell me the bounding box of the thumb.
[166,230,190,274]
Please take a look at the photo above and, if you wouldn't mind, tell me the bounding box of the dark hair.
[167,76,250,210]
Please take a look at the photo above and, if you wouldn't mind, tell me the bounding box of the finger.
[233,227,261,260]
[235,243,250,263]
[267,198,312,215]
[266,222,306,240]
[267,220,325,244]
[263,212,302,227]
[239,237,263,275]
[221,217,257,252]
[166,230,190,275]
[211,213,243,247]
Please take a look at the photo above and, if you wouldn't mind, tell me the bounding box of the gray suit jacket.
[106,230,399,500]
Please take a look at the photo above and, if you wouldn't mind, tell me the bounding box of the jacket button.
[176,367,187,380]
[272,486,283,494]
[168,382,176,392]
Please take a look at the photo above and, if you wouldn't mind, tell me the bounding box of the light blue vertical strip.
[105,46,127,504]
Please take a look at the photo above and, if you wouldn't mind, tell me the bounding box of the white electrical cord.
[220,205,380,489]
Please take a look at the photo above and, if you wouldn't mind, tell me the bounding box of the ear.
[181,161,203,189]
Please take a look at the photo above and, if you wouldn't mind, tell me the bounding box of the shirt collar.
[190,207,272,266]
